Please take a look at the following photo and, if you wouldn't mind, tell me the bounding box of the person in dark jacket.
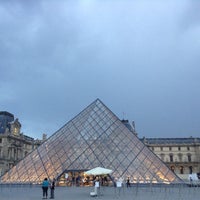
[50,178,56,199]
[42,178,49,199]
[126,177,131,187]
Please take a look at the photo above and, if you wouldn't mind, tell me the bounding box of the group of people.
[42,178,56,199]
[41,176,130,198]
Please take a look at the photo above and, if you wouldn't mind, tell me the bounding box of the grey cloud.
[0,0,200,139]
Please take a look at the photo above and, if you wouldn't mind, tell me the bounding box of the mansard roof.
[143,137,200,145]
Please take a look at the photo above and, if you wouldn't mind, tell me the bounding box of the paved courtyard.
[0,184,200,200]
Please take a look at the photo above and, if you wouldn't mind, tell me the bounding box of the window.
[14,127,18,135]
[160,153,165,161]
[169,146,172,151]
[178,146,181,151]
[25,151,28,156]
[189,166,193,174]
[187,146,190,151]
[9,163,13,169]
[180,166,184,174]
[160,147,163,151]
[178,153,183,162]
[188,154,192,162]
[0,138,2,143]
[170,166,175,172]
[170,154,173,162]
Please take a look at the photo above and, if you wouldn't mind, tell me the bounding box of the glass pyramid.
[1,99,182,184]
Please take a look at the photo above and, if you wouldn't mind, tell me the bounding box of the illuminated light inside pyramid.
[1,99,182,184]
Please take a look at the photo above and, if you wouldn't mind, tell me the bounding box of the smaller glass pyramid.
[1,99,182,184]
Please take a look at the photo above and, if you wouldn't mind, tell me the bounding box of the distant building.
[122,119,200,181]
[0,111,15,134]
[0,111,43,176]
[142,137,200,181]
[121,119,137,136]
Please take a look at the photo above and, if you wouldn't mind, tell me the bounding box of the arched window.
[170,166,175,172]
[169,154,173,162]
[188,154,192,162]
[180,166,184,174]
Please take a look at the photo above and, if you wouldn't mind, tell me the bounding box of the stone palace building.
[142,137,200,181]
[0,111,44,176]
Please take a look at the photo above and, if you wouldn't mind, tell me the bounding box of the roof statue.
[1,99,182,184]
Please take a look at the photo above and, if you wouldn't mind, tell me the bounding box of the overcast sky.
[1,0,200,139]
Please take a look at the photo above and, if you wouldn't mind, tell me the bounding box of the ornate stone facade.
[142,137,200,181]
[0,111,42,176]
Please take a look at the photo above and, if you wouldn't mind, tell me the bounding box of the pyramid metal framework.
[1,99,182,184]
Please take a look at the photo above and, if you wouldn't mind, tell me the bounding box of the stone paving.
[0,184,200,200]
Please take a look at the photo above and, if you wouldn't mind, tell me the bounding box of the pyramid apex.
[95,98,102,102]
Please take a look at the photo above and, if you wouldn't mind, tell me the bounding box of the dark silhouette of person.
[42,178,49,199]
[126,177,131,187]
[50,178,56,199]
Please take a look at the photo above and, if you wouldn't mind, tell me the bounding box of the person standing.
[50,178,56,199]
[42,178,49,199]
[126,177,131,188]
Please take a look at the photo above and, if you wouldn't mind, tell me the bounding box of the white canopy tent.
[85,167,113,176]
[85,167,113,197]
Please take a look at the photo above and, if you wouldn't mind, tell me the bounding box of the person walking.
[50,178,56,199]
[42,178,49,199]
